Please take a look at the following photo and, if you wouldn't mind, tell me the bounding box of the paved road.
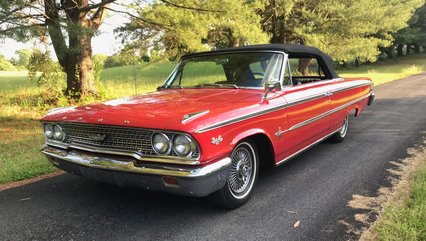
[1,74,426,241]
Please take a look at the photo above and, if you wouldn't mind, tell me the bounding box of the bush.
[27,49,65,103]
[0,54,17,71]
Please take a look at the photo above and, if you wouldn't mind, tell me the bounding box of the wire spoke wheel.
[209,140,258,209]
[227,142,256,199]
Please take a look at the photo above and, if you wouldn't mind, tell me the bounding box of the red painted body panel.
[42,78,373,166]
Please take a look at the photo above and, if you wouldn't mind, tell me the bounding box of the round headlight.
[152,133,171,155]
[53,124,65,141]
[173,135,194,157]
[44,124,53,139]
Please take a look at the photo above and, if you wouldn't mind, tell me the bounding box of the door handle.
[324,92,333,97]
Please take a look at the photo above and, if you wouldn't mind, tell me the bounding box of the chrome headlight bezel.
[173,134,196,157]
[44,123,54,139]
[152,132,172,155]
[52,124,66,141]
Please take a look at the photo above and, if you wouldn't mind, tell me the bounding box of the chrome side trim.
[331,82,371,94]
[45,140,201,165]
[42,145,231,178]
[286,82,371,107]
[288,93,370,131]
[182,110,210,124]
[276,127,341,166]
[195,83,371,133]
[194,103,288,133]
[286,92,326,107]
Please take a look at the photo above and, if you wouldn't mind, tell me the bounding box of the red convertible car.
[41,44,374,208]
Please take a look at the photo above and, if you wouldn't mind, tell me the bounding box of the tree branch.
[90,1,111,30]
[79,0,116,12]
[44,0,68,67]
[105,6,173,30]
[158,0,223,13]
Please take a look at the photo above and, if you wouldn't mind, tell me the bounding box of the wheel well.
[247,134,275,169]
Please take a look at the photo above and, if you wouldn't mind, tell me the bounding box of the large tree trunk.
[65,33,96,98]
[396,44,404,57]
[298,58,312,75]
[231,38,240,47]
[414,44,421,53]
[44,0,110,100]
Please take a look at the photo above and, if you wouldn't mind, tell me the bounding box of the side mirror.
[263,81,281,99]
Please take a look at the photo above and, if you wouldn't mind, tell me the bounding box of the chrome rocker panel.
[41,145,231,197]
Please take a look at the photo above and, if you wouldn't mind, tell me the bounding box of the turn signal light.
[163,177,179,187]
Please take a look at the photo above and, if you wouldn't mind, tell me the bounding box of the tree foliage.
[0,54,16,71]
[27,49,63,86]
[118,0,269,58]
[393,2,426,55]
[0,0,117,99]
[261,0,424,64]
[10,48,31,70]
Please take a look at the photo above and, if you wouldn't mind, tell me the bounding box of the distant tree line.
[1,0,425,98]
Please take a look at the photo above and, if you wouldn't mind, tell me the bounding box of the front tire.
[329,113,349,143]
[209,140,259,209]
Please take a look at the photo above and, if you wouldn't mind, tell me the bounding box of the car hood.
[42,88,267,132]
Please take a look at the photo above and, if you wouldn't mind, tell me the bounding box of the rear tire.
[209,140,259,209]
[329,113,349,143]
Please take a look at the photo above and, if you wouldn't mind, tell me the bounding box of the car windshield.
[163,52,284,89]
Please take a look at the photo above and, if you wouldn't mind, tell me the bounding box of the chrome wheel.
[209,140,259,209]
[339,114,349,137]
[227,142,256,199]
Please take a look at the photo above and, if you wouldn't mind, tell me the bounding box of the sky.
[0,5,129,60]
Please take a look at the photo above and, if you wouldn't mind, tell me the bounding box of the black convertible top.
[182,44,339,79]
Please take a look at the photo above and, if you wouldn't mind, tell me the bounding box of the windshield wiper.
[157,85,184,90]
[194,83,239,89]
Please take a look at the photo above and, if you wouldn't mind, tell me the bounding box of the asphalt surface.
[1,73,426,241]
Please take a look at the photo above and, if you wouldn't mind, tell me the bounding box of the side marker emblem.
[275,127,284,139]
[211,135,223,145]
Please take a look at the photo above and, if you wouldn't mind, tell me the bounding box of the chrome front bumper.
[41,145,231,197]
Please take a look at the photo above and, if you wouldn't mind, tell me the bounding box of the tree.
[10,48,31,69]
[0,0,117,99]
[0,53,16,71]
[260,0,424,64]
[118,0,269,58]
[393,3,426,56]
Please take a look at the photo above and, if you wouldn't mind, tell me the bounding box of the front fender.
[230,128,271,146]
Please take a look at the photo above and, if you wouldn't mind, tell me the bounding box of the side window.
[288,56,326,85]
[283,60,292,86]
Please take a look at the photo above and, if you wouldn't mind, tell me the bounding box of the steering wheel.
[252,72,265,79]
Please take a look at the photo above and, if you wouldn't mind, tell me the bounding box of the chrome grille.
[57,123,199,158]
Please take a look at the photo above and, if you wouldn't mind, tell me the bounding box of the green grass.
[339,53,426,85]
[373,157,426,241]
[0,115,56,184]
[0,53,425,184]
[101,62,175,98]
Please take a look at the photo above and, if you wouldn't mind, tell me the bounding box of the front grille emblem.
[88,133,107,142]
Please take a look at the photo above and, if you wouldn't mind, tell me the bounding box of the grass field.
[0,53,426,184]
[372,155,426,241]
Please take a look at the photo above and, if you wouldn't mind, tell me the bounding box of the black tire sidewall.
[209,139,259,209]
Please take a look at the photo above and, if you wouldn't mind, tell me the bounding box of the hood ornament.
[182,110,210,124]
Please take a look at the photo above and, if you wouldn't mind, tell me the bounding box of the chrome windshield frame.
[162,51,288,89]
